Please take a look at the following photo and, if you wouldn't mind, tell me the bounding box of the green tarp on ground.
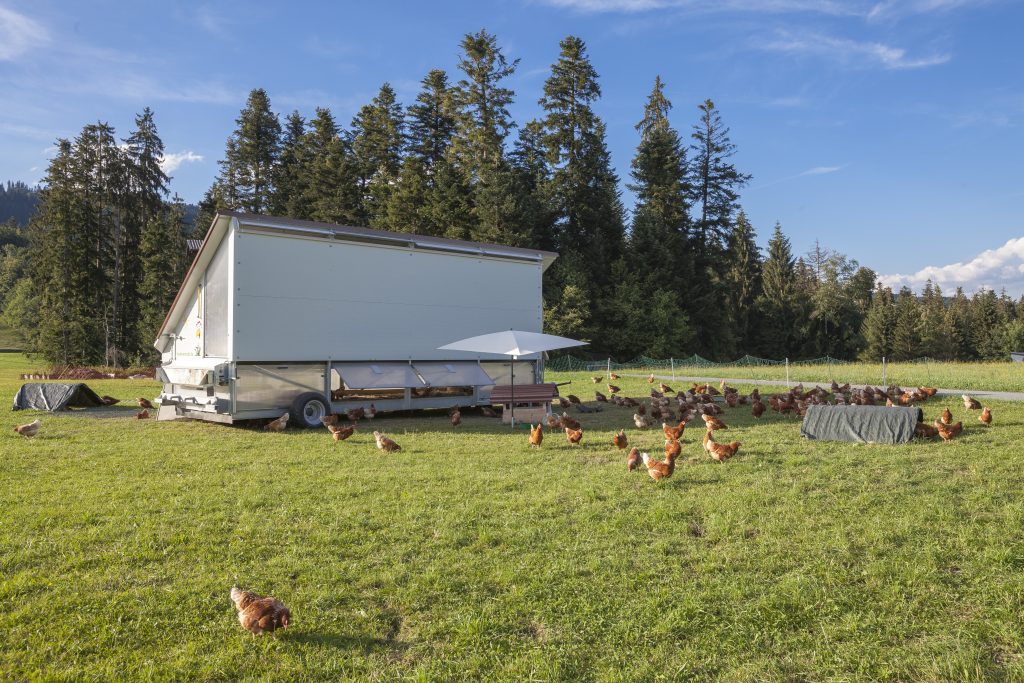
[800,404,923,444]
[12,383,105,412]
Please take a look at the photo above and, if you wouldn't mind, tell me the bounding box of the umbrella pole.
[510,355,516,428]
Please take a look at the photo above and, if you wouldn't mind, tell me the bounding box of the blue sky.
[1,0,1022,293]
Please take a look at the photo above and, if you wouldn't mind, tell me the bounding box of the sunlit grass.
[2,356,1024,680]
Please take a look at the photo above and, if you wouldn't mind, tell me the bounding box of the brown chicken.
[641,451,676,481]
[561,412,581,430]
[979,407,992,426]
[658,383,675,394]
[595,391,607,402]
[607,384,621,394]
[347,407,366,421]
[530,423,543,447]
[626,446,641,471]
[703,430,741,462]
[328,424,355,441]
[135,410,149,419]
[99,395,121,406]
[567,394,581,405]
[230,584,291,635]
[933,420,963,442]
[647,373,655,383]
[962,394,981,410]
[664,438,681,460]
[373,430,402,452]
[450,408,462,427]
[701,414,727,431]
[13,418,41,438]
[609,372,620,380]
[137,397,154,409]
[564,426,584,445]
[919,386,938,397]
[546,413,561,429]
[662,421,685,441]
[751,400,765,418]
[320,414,339,427]
[914,422,938,439]
[634,413,651,429]
[940,407,953,425]
[612,429,628,450]
[264,413,289,432]
[591,376,603,383]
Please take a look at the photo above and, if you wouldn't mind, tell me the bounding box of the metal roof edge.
[224,211,559,266]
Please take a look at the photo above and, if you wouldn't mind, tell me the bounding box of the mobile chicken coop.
[154,212,558,427]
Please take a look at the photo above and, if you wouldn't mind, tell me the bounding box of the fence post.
[607,357,611,376]
[670,357,675,380]
[785,357,790,387]
[882,356,887,387]
[927,357,932,383]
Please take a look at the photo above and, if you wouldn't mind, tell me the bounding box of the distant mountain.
[0,181,39,226]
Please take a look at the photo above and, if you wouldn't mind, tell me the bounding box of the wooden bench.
[490,383,558,424]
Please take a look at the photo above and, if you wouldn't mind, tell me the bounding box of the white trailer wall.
[231,229,544,362]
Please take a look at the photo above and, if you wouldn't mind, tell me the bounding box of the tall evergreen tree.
[303,108,361,224]
[723,210,762,351]
[138,199,186,357]
[406,69,458,169]
[451,29,519,180]
[271,110,310,218]
[352,83,404,225]
[689,99,751,248]
[891,287,921,360]
[860,285,896,361]
[538,36,626,341]
[756,223,797,357]
[218,89,281,214]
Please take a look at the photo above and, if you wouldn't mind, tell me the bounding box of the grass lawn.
[604,361,1024,393]
[3,356,1024,680]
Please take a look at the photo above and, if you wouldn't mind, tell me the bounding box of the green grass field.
[601,360,1024,393]
[3,355,1024,680]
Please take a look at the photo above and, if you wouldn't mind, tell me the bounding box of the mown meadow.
[3,355,1024,680]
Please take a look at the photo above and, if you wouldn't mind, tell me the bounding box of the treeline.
[5,29,1021,364]
[0,181,39,226]
[1,110,190,365]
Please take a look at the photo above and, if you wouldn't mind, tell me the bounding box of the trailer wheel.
[291,392,330,428]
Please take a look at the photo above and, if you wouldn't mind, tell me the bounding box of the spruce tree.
[352,83,404,225]
[944,288,973,359]
[138,199,186,357]
[406,69,458,169]
[219,89,281,214]
[271,110,310,218]
[689,99,751,248]
[303,108,361,225]
[860,285,896,361]
[891,287,921,360]
[723,210,762,350]
[451,30,519,180]
[537,36,626,342]
[756,223,797,357]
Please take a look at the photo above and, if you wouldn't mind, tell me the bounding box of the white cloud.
[802,165,842,175]
[160,151,204,173]
[880,236,1024,294]
[760,31,950,69]
[867,0,994,21]
[749,164,844,190]
[0,6,48,61]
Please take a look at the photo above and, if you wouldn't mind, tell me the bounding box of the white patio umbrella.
[438,330,587,427]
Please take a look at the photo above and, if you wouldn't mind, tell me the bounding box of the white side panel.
[232,232,544,362]
[173,288,203,358]
[203,230,232,358]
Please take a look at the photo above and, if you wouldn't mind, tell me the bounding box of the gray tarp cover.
[12,383,105,412]
[800,404,923,444]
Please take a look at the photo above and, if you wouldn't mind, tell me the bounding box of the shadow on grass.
[287,630,401,653]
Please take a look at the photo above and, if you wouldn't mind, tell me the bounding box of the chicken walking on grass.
[641,451,676,482]
[979,407,992,426]
[264,413,289,432]
[703,430,741,462]
[962,395,981,410]
[612,429,628,450]
[328,424,355,442]
[934,420,963,442]
[14,419,41,438]
[373,431,402,452]
[564,427,583,445]
[626,447,641,471]
[135,410,149,420]
[230,583,291,635]
[702,414,727,431]
[940,408,953,425]
[137,397,154,410]
[530,423,543,448]
[449,407,462,427]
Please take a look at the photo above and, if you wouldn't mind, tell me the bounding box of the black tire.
[290,392,331,429]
